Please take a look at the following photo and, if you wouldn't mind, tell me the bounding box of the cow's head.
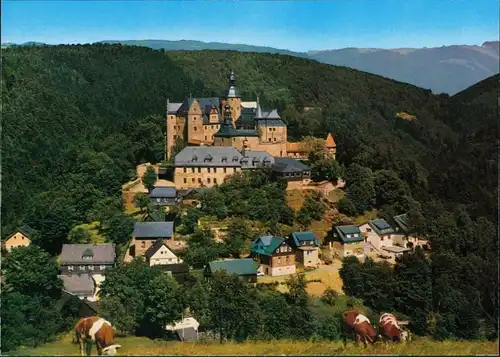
[101,344,122,356]
[400,330,409,341]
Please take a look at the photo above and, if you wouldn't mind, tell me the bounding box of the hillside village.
[2,70,434,344]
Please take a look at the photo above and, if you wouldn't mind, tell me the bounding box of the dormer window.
[192,155,198,163]
[221,156,228,163]
[232,156,239,162]
[204,154,213,163]
[82,248,94,261]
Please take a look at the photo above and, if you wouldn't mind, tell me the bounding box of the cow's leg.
[85,340,92,356]
[354,333,360,347]
[96,339,102,356]
[79,340,85,357]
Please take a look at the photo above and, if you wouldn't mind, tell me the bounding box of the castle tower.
[221,70,242,123]
[325,132,337,160]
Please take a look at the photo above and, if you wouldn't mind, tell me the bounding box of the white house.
[145,239,183,267]
[392,213,430,249]
[359,219,395,254]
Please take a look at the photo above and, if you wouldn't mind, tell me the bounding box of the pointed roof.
[225,70,241,98]
[250,235,285,256]
[325,133,336,148]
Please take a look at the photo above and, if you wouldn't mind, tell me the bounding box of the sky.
[2,0,498,52]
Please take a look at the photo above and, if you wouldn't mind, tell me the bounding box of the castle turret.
[221,70,242,123]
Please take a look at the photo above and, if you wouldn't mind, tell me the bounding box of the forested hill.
[1,44,497,254]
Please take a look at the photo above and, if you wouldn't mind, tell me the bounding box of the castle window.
[214,168,217,173]
[184,178,187,184]
[214,178,218,184]
[207,178,211,184]
[224,168,227,173]
[198,167,201,173]
[273,137,276,141]
[194,127,197,131]
[198,178,201,184]
[192,178,195,183]
[268,138,271,142]
[208,168,211,173]
[191,168,195,173]
[68,265,74,271]
[205,136,207,140]
[183,168,187,173]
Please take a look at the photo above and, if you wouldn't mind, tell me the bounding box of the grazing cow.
[74,316,122,356]
[342,310,378,348]
[378,313,409,343]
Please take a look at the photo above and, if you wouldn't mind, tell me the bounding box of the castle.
[165,70,336,160]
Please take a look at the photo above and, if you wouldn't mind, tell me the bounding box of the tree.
[284,274,315,339]
[344,163,375,214]
[223,219,253,258]
[99,296,137,336]
[86,196,122,227]
[134,193,150,213]
[142,166,157,193]
[67,226,92,244]
[296,192,325,228]
[105,213,134,245]
[393,248,432,335]
[143,273,184,336]
[3,245,63,299]
[312,158,344,183]
[182,228,223,268]
[177,208,201,235]
[338,197,358,216]
[168,136,186,164]
[208,271,260,342]
[132,116,165,164]
[374,170,411,212]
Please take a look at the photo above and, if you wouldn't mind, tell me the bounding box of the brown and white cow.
[378,313,410,343]
[342,310,378,348]
[74,316,122,356]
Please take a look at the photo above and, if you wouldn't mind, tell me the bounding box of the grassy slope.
[8,334,498,356]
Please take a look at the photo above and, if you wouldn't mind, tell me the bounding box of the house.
[59,243,116,275]
[204,258,258,283]
[3,231,32,252]
[392,213,430,249]
[59,274,96,301]
[288,231,320,267]
[331,225,365,259]
[166,317,200,342]
[145,238,183,267]
[251,235,296,276]
[174,146,243,189]
[130,221,174,258]
[59,243,116,301]
[359,219,395,253]
[174,146,275,190]
[149,186,181,210]
[271,157,312,190]
[156,263,190,284]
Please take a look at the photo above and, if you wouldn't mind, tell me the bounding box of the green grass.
[7,334,498,356]
[328,189,346,203]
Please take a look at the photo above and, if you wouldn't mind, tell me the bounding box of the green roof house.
[204,258,258,283]
[331,225,365,259]
[251,235,296,276]
[288,231,320,267]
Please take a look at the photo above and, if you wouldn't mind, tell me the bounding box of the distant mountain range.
[3,39,498,94]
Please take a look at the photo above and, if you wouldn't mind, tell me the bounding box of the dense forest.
[1,44,498,349]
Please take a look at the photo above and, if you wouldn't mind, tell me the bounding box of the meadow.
[7,333,498,356]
